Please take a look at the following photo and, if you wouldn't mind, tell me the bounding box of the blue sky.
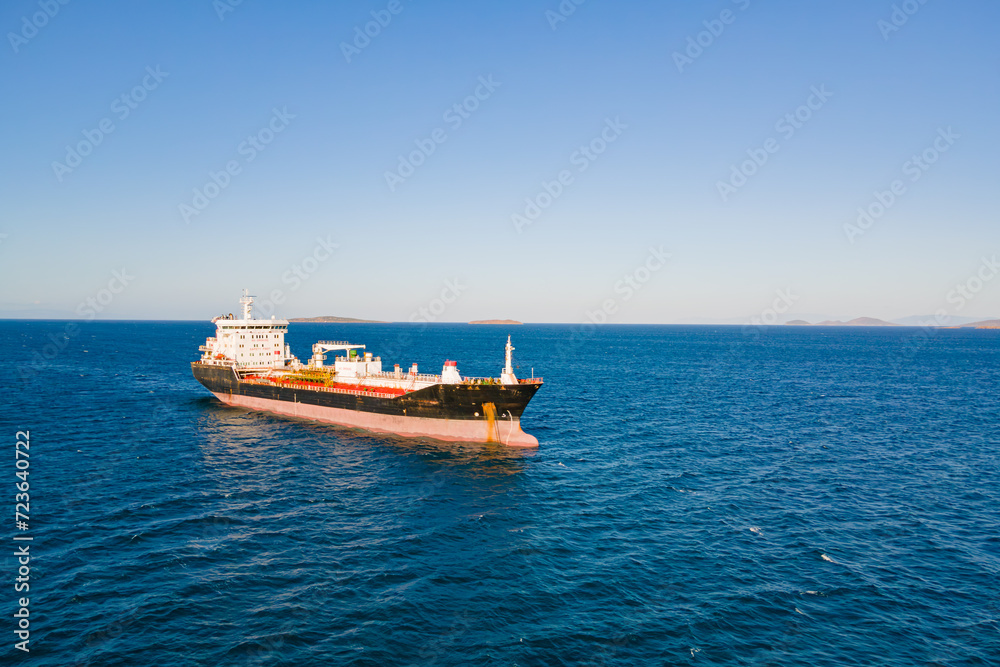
[1,0,998,323]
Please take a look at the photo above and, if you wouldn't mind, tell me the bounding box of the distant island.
[955,319,1000,329]
[469,319,523,325]
[289,316,388,323]
[785,317,898,326]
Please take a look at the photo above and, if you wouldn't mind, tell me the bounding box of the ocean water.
[3,321,999,665]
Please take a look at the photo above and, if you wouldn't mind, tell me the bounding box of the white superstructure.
[199,289,292,369]
[310,341,385,378]
[198,290,536,396]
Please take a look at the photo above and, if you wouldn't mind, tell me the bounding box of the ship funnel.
[442,360,462,384]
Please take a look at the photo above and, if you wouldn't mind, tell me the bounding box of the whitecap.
[821,554,835,563]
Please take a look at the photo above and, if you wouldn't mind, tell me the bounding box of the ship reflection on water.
[193,397,534,495]
[189,398,538,563]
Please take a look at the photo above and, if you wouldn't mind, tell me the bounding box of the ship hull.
[191,362,541,447]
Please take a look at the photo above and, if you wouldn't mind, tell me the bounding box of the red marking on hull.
[211,392,539,447]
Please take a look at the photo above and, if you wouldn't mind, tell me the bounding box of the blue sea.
[4,321,999,665]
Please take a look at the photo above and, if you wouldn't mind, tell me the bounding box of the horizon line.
[1,317,997,329]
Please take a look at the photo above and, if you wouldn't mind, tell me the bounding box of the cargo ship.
[191,291,543,446]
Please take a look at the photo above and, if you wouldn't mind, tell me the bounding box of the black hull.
[191,362,541,422]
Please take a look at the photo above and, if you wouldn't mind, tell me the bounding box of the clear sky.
[2,0,998,323]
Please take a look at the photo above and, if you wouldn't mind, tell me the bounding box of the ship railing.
[320,370,412,386]
[458,376,544,384]
[365,371,410,382]
[410,373,442,382]
[198,358,233,365]
[365,371,441,383]
[461,376,497,384]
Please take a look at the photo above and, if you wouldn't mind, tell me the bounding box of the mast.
[240,289,254,321]
[500,335,518,385]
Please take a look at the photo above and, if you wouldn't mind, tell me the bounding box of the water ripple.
[4,322,999,665]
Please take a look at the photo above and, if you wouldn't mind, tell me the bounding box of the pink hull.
[212,392,539,447]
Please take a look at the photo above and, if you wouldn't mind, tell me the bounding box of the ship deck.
[240,375,409,399]
[239,371,543,402]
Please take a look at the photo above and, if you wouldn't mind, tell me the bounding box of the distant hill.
[785,319,810,325]
[469,319,523,325]
[289,316,387,323]
[957,319,1000,329]
[789,317,898,327]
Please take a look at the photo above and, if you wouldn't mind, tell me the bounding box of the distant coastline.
[1,315,999,328]
[289,316,388,323]
[785,317,1000,329]
[947,319,1000,329]
[469,319,523,325]
[785,317,897,326]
